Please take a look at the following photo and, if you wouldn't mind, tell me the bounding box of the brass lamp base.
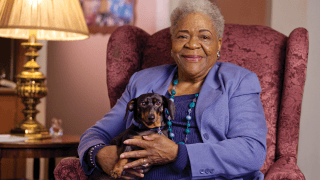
[11,31,50,140]
[11,128,51,140]
[11,111,51,139]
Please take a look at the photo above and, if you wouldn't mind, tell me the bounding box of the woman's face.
[171,12,222,79]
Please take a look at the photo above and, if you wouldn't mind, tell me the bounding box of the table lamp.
[0,0,89,139]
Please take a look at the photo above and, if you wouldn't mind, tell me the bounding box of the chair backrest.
[106,24,308,174]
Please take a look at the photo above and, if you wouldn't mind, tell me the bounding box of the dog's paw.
[110,170,122,179]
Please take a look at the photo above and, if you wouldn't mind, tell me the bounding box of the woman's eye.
[201,36,209,40]
[177,35,187,39]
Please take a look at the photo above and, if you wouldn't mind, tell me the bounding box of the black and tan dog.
[109,93,175,178]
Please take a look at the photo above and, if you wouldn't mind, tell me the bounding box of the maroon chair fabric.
[54,24,308,180]
[54,157,88,180]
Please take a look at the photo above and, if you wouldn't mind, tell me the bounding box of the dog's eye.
[141,102,146,106]
[155,101,161,106]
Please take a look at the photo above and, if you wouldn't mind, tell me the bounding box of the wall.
[37,40,47,127]
[213,0,267,26]
[270,0,308,36]
[156,0,170,31]
[46,0,157,136]
[297,0,320,179]
[170,0,267,27]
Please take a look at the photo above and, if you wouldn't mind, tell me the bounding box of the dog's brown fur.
[109,93,175,178]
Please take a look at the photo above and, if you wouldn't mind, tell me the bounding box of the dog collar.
[131,119,164,135]
[132,119,144,129]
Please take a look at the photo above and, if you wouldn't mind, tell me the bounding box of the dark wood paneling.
[0,39,27,180]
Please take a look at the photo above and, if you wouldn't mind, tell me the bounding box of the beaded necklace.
[167,77,199,144]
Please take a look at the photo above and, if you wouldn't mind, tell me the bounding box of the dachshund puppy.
[109,93,175,178]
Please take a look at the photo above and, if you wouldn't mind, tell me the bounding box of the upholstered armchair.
[54,24,308,180]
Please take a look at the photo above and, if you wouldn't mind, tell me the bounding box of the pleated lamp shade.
[0,0,89,41]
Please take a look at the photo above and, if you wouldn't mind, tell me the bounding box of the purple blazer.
[78,62,267,179]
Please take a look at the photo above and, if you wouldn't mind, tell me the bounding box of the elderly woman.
[78,0,267,179]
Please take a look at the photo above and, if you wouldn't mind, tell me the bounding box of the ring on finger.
[142,163,149,168]
[142,158,149,167]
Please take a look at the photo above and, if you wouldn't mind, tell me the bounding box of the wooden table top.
[0,135,81,148]
[0,134,81,179]
[0,135,81,159]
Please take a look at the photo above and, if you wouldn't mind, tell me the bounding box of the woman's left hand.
[120,133,179,169]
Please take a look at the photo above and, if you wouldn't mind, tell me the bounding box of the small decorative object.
[49,118,63,137]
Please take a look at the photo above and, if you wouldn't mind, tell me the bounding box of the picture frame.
[80,0,136,34]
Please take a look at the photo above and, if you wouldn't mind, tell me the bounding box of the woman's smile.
[181,55,202,62]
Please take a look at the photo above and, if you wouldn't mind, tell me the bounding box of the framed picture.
[80,0,135,34]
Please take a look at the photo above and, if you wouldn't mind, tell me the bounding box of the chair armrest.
[54,157,88,180]
[265,156,305,180]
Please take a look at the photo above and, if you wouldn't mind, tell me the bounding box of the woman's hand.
[120,133,179,169]
[96,145,144,179]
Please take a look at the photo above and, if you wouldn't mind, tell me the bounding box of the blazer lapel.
[195,64,223,132]
[152,66,178,95]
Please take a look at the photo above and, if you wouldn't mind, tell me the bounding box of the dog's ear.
[123,99,136,121]
[127,99,136,111]
[162,95,175,120]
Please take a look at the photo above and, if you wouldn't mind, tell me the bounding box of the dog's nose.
[148,114,155,121]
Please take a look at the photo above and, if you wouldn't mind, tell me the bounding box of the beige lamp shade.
[0,0,89,41]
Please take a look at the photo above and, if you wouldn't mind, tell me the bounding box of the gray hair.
[170,0,225,39]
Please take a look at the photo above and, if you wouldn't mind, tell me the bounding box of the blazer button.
[203,133,209,140]
[199,169,205,174]
[209,169,214,174]
[205,169,210,174]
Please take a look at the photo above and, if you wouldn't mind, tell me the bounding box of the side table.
[0,135,80,179]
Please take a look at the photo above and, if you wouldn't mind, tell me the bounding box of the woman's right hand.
[96,145,144,179]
